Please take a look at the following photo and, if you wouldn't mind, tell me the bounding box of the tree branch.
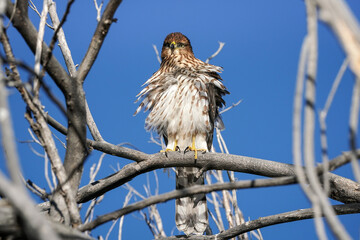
[0,29,81,226]
[79,176,297,231]
[5,0,71,94]
[159,203,360,240]
[0,173,60,240]
[75,0,123,83]
[0,200,95,240]
[76,149,360,204]
[41,114,360,205]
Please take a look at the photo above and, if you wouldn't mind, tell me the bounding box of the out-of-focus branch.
[0,200,95,240]
[0,173,60,240]
[303,1,351,239]
[303,1,328,239]
[0,14,58,237]
[33,0,48,98]
[319,58,349,193]
[5,0,71,94]
[0,30,81,226]
[315,0,360,79]
[349,77,360,181]
[0,57,22,188]
[159,203,360,240]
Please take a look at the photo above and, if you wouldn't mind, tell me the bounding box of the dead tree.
[0,0,359,239]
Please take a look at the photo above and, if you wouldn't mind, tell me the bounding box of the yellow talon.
[160,140,178,153]
[187,136,207,160]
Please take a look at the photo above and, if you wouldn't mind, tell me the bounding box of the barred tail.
[175,167,208,236]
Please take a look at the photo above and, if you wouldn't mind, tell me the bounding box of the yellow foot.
[185,136,207,159]
[160,141,179,155]
[186,147,207,159]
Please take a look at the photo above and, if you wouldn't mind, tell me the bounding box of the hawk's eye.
[163,43,171,48]
[177,43,184,48]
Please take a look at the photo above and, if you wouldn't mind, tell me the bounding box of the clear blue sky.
[1,0,359,239]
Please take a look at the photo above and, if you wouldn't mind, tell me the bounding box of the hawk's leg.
[161,140,179,154]
[185,136,207,159]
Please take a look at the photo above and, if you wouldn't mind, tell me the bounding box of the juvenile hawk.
[135,32,229,235]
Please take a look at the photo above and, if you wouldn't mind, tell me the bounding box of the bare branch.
[79,176,297,231]
[303,1,351,239]
[28,0,54,29]
[47,0,76,75]
[206,174,224,232]
[93,0,104,22]
[118,190,133,240]
[349,77,360,181]
[152,44,162,64]
[76,147,360,204]
[220,99,242,115]
[33,0,49,98]
[76,0,123,83]
[316,0,360,79]
[322,58,349,117]
[0,201,95,240]
[47,0,104,142]
[206,42,225,63]
[85,100,104,141]
[0,28,81,226]
[319,58,349,193]
[302,2,328,239]
[0,63,22,187]
[0,172,60,240]
[5,0,71,94]
[159,203,360,240]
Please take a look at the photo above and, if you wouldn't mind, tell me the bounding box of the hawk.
[135,32,229,235]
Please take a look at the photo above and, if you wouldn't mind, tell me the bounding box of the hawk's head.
[161,32,194,60]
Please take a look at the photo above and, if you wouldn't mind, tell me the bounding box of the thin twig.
[319,57,349,193]
[76,0,123,83]
[349,77,360,181]
[152,44,162,64]
[220,100,242,114]
[29,0,54,29]
[33,0,49,99]
[206,42,225,63]
[118,190,133,240]
[93,0,104,22]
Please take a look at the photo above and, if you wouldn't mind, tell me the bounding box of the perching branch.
[76,149,360,204]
